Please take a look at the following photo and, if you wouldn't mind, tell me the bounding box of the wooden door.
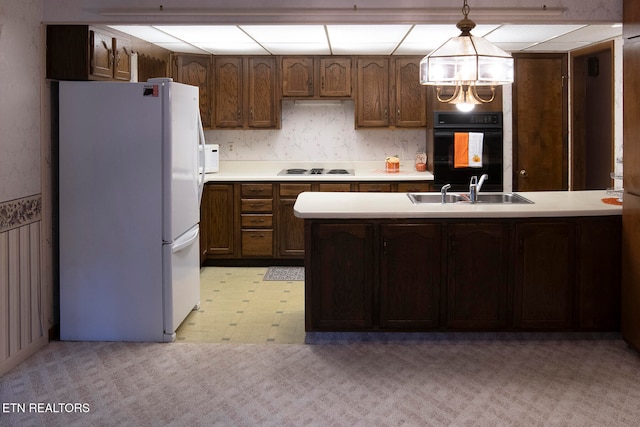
[380,224,442,329]
[215,57,243,128]
[514,221,575,330]
[447,223,510,330]
[172,54,213,129]
[393,58,426,127]
[513,54,568,191]
[356,57,389,127]
[319,57,352,97]
[306,223,374,330]
[248,57,278,128]
[281,57,314,97]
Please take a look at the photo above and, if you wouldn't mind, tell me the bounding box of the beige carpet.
[2,334,640,426]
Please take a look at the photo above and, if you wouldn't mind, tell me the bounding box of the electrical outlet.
[228,142,234,152]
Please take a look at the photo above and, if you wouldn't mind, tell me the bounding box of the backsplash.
[204,100,426,163]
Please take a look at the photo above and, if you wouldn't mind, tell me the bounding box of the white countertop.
[204,160,434,182]
[293,190,622,219]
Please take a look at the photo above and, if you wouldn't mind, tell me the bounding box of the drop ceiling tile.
[522,42,591,52]
[549,24,622,43]
[192,42,270,55]
[240,25,328,43]
[155,25,255,43]
[484,24,585,43]
[154,42,210,54]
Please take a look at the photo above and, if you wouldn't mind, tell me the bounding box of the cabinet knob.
[519,169,528,177]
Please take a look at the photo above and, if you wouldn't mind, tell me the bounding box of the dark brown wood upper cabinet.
[281,56,352,98]
[47,25,131,82]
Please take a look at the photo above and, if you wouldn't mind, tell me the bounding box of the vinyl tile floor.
[175,267,305,344]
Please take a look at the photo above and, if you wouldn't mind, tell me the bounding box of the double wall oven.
[433,111,504,192]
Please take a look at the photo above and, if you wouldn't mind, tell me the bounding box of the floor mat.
[263,266,305,281]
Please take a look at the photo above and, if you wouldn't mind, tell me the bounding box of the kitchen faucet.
[441,183,452,203]
[469,174,488,203]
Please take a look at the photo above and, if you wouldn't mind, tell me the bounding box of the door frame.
[570,41,616,190]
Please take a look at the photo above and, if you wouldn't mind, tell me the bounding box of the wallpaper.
[0,0,42,203]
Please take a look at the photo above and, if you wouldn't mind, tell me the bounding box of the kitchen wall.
[0,0,53,375]
[205,100,427,163]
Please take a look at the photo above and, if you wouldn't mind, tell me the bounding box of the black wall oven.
[433,111,504,192]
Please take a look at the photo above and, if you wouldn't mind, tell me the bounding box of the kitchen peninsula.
[294,190,622,333]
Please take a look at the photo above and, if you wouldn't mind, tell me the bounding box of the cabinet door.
[281,57,314,97]
[394,58,426,127]
[172,54,213,129]
[576,217,621,330]
[90,29,114,80]
[447,223,511,330]
[320,57,352,97]
[514,221,575,330]
[380,224,442,329]
[201,184,235,257]
[215,57,243,128]
[248,57,279,128]
[306,223,374,330]
[356,57,389,127]
[277,184,311,258]
[624,40,640,195]
[113,37,132,81]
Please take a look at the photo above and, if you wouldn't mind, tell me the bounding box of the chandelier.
[419,0,514,112]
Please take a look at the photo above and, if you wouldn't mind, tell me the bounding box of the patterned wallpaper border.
[0,194,42,233]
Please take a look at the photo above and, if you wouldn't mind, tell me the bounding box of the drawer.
[397,182,433,193]
[241,183,273,198]
[318,183,352,192]
[242,230,274,257]
[358,183,392,192]
[241,198,273,212]
[280,183,312,197]
[241,214,273,228]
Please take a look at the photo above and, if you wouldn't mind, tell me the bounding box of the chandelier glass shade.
[419,0,513,111]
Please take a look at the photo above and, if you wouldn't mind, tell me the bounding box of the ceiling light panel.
[395,24,501,55]
[154,25,269,55]
[548,24,621,43]
[484,25,585,43]
[108,25,179,43]
[239,25,329,54]
[327,25,411,55]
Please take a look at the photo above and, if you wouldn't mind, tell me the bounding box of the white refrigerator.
[58,79,204,342]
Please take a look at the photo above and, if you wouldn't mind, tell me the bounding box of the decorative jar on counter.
[385,156,400,173]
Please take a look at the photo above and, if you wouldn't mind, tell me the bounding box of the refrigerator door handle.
[197,113,206,203]
[173,226,199,254]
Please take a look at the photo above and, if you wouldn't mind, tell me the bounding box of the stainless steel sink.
[473,193,534,204]
[407,193,467,204]
[407,192,534,204]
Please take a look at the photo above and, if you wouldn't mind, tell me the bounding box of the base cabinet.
[447,223,511,330]
[306,223,374,330]
[514,222,575,330]
[380,224,442,329]
[305,217,621,332]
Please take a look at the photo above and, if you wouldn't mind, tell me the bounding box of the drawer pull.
[250,203,265,208]
[250,218,265,223]
[250,233,265,238]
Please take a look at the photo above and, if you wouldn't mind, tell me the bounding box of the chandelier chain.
[462,0,470,19]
